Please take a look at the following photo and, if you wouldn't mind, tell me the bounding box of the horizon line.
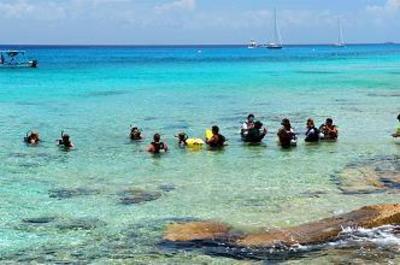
[0,42,397,47]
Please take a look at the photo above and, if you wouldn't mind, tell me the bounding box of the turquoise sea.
[0,45,399,264]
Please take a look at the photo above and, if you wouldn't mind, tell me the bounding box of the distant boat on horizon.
[267,8,283,49]
[248,40,258,49]
[0,50,38,68]
[334,17,345,47]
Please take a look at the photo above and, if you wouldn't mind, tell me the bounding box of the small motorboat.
[0,50,38,68]
[248,40,258,49]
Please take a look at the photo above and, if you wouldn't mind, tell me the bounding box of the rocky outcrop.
[119,189,162,205]
[48,188,100,199]
[237,204,400,247]
[165,221,231,242]
[336,155,400,194]
[18,217,105,231]
[164,204,400,249]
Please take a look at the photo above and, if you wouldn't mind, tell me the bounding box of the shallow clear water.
[0,45,399,264]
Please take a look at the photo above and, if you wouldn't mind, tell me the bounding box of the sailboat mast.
[337,17,344,45]
[267,7,283,49]
[273,8,281,45]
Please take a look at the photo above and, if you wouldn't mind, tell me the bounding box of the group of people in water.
[130,114,339,153]
[24,131,74,149]
[129,125,227,153]
[23,113,400,154]
[241,114,338,149]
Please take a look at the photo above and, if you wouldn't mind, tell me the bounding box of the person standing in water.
[57,131,74,149]
[241,114,256,136]
[319,118,338,140]
[176,132,189,147]
[277,119,297,148]
[392,114,400,138]
[305,118,320,143]
[148,133,168,154]
[24,131,41,145]
[243,121,268,143]
[206,126,226,148]
[130,126,143,141]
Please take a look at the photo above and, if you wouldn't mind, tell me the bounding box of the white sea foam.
[279,225,400,254]
[336,225,400,247]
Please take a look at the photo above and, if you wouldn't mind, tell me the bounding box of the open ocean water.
[0,45,399,264]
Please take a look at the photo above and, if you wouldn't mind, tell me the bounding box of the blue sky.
[0,0,399,44]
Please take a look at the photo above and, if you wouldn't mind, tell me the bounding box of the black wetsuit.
[243,128,266,143]
[305,127,320,142]
[208,134,225,148]
[59,140,73,148]
[151,142,166,153]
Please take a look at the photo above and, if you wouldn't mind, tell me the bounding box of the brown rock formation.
[164,221,231,242]
[337,156,400,194]
[164,204,400,248]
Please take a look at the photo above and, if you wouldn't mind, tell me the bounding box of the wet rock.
[56,218,105,230]
[159,184,176,193]
[237,204,400,248]
[165,222,231,242]
[49,188,100,199]
[337,167,386,194]
[19,217,105,232]
[336,155,400,194]
[163,204,400,250]
[301,191,328,198]
[119,189,162,205]
[380,176,400,189]
[19,162,42,168]
[144,116,158,121]
[290,245,400,265]
[79,218,191,262]
[87,90,129,97]
[22,217,56,224]
[367,92,400,97]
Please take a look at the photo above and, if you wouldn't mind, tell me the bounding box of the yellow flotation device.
[205,129,213,141]
[186,138,205,147]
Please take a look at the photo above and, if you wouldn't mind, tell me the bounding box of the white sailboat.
[267,8,283,49]
[334,17,345,47]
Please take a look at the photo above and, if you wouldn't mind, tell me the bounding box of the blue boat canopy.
[0,50,37,68]
[0,50,26,56]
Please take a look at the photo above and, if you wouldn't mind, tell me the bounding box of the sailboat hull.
[267,46,283,49]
